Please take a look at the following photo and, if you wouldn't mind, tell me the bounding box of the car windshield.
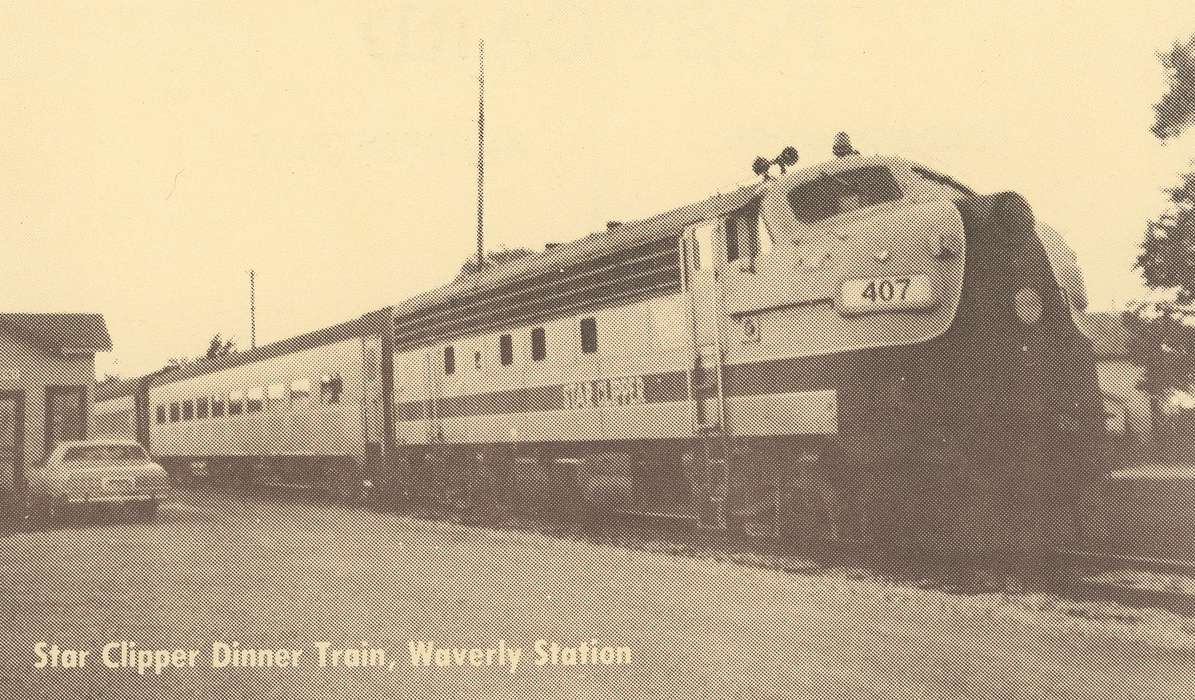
[63,444,147,463]
[786,165,902,224]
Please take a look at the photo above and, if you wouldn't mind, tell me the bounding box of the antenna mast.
[476,39,486,270]
[249,269,256,350]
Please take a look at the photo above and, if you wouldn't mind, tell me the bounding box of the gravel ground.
[1,489,1191,698]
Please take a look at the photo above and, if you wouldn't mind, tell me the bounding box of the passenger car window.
[169,403,180,423]
[156,406,166,424]
[531,328,546,361]
[580,318,598,354]
[246,387,264,413]
[212,396,225,417]
[290,378,312,402]
[787,166,902,224]
[197,397,209,419]
[444,347,455,375]
[182,400,194,421]
[228,391,244,415]
[500,335,513,366]
[319,375,343,404]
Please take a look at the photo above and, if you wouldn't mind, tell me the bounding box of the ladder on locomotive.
[681,221,732,531]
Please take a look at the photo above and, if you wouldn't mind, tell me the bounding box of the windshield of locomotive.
[786,166,903,224]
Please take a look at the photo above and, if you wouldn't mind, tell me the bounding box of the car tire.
[138,499,159,520]
[21,495,56,531]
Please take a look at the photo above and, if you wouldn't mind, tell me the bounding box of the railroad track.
[1058,548,1195,577]
[176,483,1195,614]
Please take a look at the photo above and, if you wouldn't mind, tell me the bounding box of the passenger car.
[24,439,171,523]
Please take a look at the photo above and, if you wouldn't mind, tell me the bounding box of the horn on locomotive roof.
[833,132,859,158]
[751,146,799,179]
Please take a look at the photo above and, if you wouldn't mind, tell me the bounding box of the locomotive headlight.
[1013,287,1043,324]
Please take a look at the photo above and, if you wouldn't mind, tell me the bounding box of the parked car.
[24,439,170,524]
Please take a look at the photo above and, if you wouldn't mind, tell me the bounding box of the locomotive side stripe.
[394,370,690,421]
[723,354,850,398]
[392,352,856,423]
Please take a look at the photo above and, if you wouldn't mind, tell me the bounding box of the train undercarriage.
[378,424,1102,563]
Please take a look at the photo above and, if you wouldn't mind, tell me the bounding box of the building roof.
[0,313,111,354]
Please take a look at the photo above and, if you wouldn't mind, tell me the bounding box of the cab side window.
[726,199,771,261]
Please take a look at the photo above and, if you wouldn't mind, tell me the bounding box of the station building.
[0,313,112,496]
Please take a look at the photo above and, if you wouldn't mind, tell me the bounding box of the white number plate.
[839,274,935,315]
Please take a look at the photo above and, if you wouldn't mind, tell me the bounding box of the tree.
[455,246,535,279]
[162,334,236,372]
[1152,35,1195,142]
[205,334,236,359]
[1129,33,1195,400]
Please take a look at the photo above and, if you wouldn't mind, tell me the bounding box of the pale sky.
[3,2,1195,378]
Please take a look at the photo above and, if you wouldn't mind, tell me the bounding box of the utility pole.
[249,269,256,350]
[476,39,485,271]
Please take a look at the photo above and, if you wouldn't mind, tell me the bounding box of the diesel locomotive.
[95,140,1110,555]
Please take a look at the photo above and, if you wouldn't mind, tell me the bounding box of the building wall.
[0,332,96,491]
[93,393,136,440]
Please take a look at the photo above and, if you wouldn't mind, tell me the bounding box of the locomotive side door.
[681,219,730,528]
[423,348,445,445]
[681,219,728,430]
[360,336,385,474]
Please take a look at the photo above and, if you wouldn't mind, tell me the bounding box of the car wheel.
[21,495,55,530]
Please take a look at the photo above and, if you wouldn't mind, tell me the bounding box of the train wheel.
[462,451,504,527]
[774,455,840,553]
[20,492,56,530]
